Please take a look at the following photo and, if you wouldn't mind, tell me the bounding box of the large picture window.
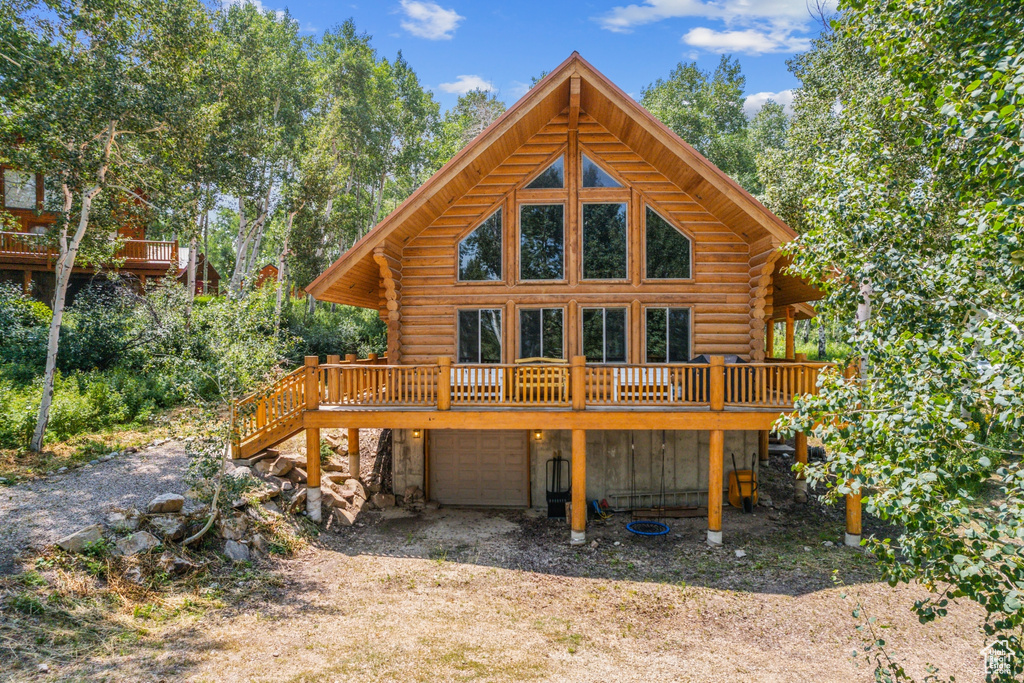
[519,204,564,280]
[4,169,36,210]
[582,307,627,363]
[458,209,502,281]
[645,206,692,279]
[645,308,691,363]
[582,203,627,280]
[458,309,502,364]
[519,308,563,359]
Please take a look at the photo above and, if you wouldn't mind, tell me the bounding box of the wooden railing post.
[304,356,322,523]
[570,356,586,411]
[326,354,340,403]
[437,357,451,410]
[709,356,725,411]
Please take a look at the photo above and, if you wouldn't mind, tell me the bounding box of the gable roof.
[307,52,798,307]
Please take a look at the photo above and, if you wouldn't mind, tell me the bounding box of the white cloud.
[399,0,464,40]
[743,89,795,117]
[683,27,810,55]
[507,81,531,99]
[596,0,830,57]
[439,75,495,95]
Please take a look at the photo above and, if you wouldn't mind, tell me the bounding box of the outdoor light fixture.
[412,429,422,439]
[533,429,543,441]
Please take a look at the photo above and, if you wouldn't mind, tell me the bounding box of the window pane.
[581,153,621,188]
[582,203,627,279]
[4,170,36,210]
[646,308,667,363]
[605,308,626,363]
[458,310,479,363]
[526,157,564,189]
[582,309,604,362]
[668,309,690,362]
[480,309,502,363]
[542,308,563,359]
[520,204,564,280]
[459,209,502,281]
[646,207,691,279]
[520,309,541,358]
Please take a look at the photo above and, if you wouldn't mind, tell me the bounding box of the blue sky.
[251,0,829,117]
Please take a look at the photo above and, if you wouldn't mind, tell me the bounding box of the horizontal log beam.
[304,408,783,431]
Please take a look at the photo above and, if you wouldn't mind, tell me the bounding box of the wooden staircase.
[232,353,387,459]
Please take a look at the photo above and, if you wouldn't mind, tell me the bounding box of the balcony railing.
[0,231,178,266]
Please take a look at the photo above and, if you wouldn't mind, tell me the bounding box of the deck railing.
[0,231,178,265]
[232,353,831,454]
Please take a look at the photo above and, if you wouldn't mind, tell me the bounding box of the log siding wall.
[395,112,760,365]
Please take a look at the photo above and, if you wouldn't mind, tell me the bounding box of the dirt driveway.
[69,502,986,683]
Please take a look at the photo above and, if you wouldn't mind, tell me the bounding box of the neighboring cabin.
[0,164,217,301]
[237,54,851,547]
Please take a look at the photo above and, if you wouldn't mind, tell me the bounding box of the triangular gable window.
[581,153,621,188]
[526,156,564,189]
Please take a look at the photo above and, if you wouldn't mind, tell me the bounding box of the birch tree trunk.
[274,209,297,331]
[857,281,872,379]
[186,234,198,300]
[31,186,99,451]
[229,195,250,293]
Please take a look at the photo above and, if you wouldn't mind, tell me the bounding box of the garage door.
[429,430,529,506]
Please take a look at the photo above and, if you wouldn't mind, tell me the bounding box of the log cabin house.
[0,164,216,300]
[232,54,861,547]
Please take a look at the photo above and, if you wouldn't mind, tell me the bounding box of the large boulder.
[106,508,140,533]
[149,515,186,541]
[342,479,367,502]
[57,524,104,553]
[147,493,184,514]
[286,467,307,485]
[224,540,250,563]
[371,493,396,509]
[321,486,348,509]
[217,514,248,541]
[268,456,294,477]
[158,551,195,575]
[116,531,160,556]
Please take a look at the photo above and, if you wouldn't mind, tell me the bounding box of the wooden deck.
[231,354,830,457]
[0,231,178,270]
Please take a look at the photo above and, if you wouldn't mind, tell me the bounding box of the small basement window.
[646,307,691,363]
[526,156,564,189]
[582,202,627,280]
[645,206,692,279]
[519,308,564,359]
[582,307,627,363]
[458,208,502,281]
[458,309,502,364]
[4,169,36,210]
[519,204,564,280]
[581,153,621,188]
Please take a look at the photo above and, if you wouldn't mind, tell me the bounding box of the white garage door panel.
[429,430,528,506]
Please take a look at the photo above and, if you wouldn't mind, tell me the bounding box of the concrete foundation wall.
[392,428,425,494]
[395,428,759,508]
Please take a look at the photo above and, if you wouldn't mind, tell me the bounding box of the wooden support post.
[708,429,724,545]
[437,357,451,410]
[22,270,31,297]
[765,319,774,358]
[758,430,770,463]
[304,356,322,522]
[326,354,340,403]
[570,428,586,545]
[794,430,808,502]
[846,472,862,547]
[785,306,795,359]
[709,355,725,411]
[348,428,360,480]
[570,355,586,411]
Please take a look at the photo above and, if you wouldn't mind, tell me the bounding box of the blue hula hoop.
[626,520,670,536]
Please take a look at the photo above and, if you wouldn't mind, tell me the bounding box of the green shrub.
[282,298,386,361]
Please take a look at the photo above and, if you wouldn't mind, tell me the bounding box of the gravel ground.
[0,440,191,573]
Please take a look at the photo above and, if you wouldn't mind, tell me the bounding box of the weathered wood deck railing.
[0,231,178,264]
[232,353,832,456]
